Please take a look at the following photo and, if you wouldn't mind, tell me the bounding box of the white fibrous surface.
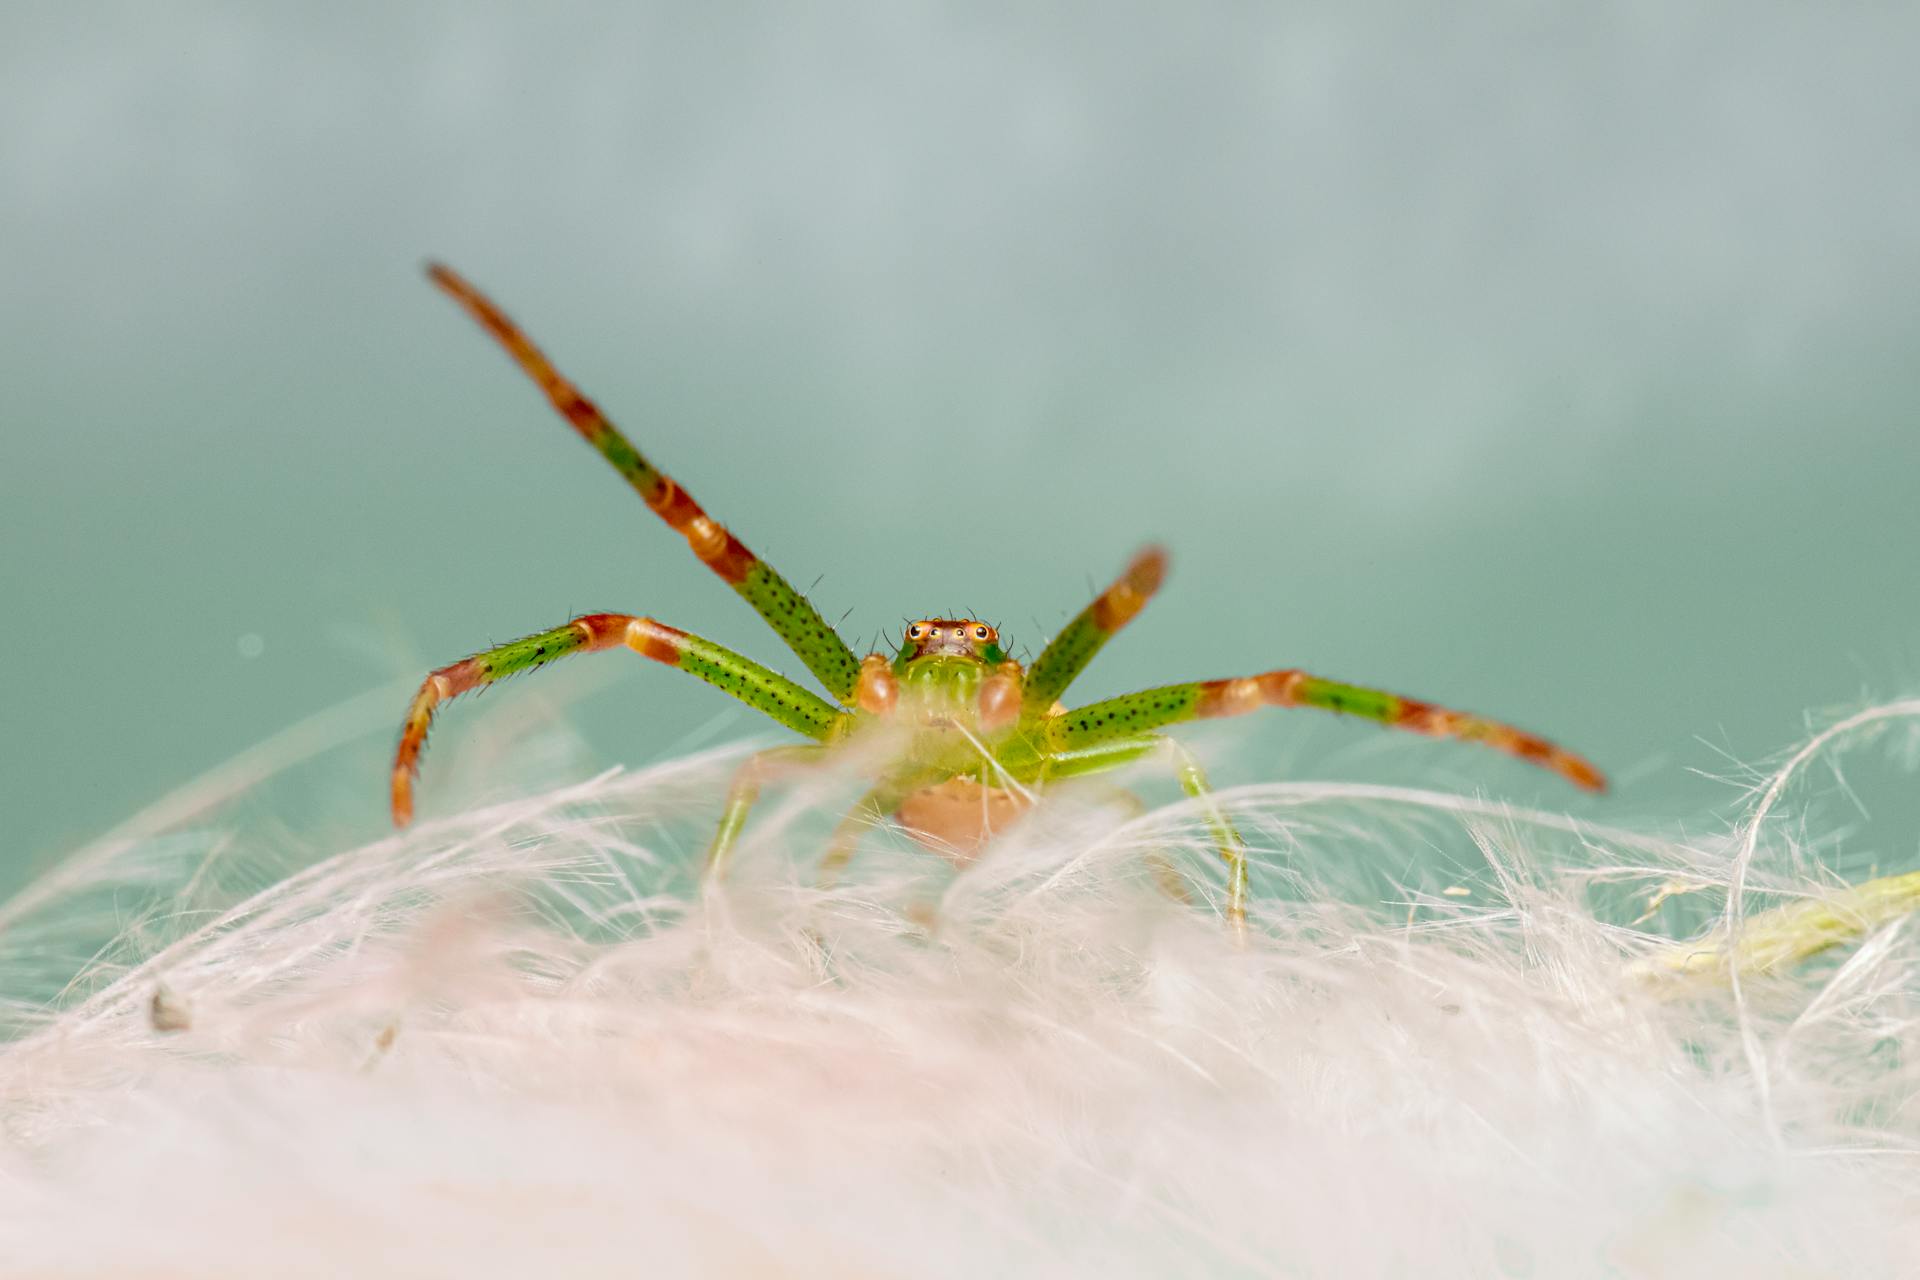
[3,699,1920,1278]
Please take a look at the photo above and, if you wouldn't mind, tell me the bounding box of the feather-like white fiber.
[3,699,1919,1278]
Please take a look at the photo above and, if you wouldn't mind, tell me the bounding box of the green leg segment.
[392,611,850,825]
[426,263,862,704]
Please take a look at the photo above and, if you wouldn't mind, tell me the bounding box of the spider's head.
[897,619,1005,667]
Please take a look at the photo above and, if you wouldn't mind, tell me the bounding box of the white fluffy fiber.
[4,696,1920,1278]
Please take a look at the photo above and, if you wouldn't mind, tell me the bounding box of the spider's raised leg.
[1021,546,1167,722]
[1043,670,1606,793]
[426,264,862,704]
[392,614,850,825]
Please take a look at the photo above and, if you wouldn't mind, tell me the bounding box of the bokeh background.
[4,3,1918,889]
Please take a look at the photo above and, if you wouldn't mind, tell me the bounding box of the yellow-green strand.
[1637,869,1920,985]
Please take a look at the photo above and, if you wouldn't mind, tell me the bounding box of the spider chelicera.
[392,264,1605,929]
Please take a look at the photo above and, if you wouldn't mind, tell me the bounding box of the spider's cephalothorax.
[865,620,1021,735]
[391,264,1606,931]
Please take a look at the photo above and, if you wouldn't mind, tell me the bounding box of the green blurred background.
[4,3,1917,889]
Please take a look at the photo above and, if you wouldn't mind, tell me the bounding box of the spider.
[392,264,1606,928]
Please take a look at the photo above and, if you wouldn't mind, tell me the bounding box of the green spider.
[392,264,1606,928]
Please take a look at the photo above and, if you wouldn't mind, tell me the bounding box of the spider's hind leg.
[1163,739,1250,936]
[1012,733,1248,934]
[1068,782,1198,910]
[704,744,835,882]
[815,786,905,889]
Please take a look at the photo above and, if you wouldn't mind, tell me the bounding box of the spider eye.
[907,624,923,640]
[974,625,990,641]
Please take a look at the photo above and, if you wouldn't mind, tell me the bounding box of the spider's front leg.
[1022,546,1167,720]
[392,614,851,825]
[426,263,863,704]
[1046,670,1606,794]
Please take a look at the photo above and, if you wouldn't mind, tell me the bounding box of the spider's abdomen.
[893,776,1033,861]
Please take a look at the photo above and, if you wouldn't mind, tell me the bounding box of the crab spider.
[392,263,1606,929]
